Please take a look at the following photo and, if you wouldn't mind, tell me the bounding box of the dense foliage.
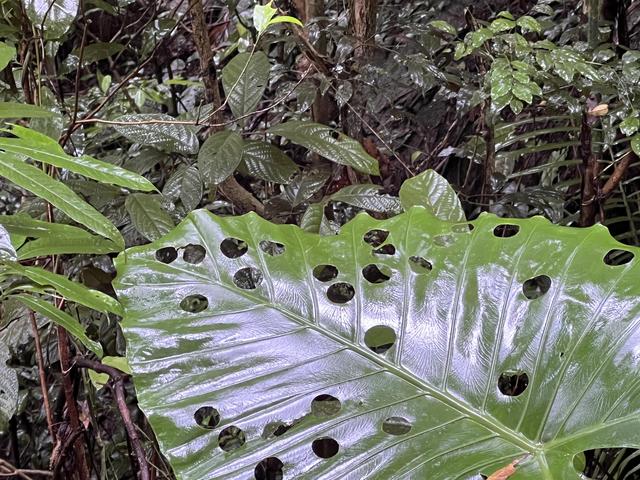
[1,0,640,479]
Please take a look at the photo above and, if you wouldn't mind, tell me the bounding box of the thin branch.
[0,459,53,479]
[73,357,151,480]
[29,311,55,439]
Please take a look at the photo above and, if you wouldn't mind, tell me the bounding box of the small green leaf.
[620,117,640,137]
[14,294,103,357]
[265,15,303,31]
[125,194,175,242]
[269,121,379,175]
[0,41,15,70]
[454,42,468,60]
[517,15,542,33]
[512,82,534,104]
[429,20,457,35]
[399,170,465,222]
[88,356,132,389]
[469,28,494,49]
[490,18,516,33]
[0,339,17,430]
[510,97,524,114]
[632,135,640,156]
[180,165,203,212]
[283,166,331,207]
[197,131,245,185]
[253,1,278,34]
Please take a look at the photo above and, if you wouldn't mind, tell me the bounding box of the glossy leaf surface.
[114,114,199,155]
[222,52,270,123]
[269,121,379,175]
[400,170,466,222]
[114,208,640,479]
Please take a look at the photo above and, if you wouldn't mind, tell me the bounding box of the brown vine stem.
[0,458,53,479]
[28,311,55,439]
[73,357,151,480]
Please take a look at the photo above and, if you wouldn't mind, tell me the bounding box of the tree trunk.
[349,0,377,59]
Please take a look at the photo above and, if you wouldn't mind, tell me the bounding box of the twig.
[601,150,635,198]
[29,311,55,439]
[73,357,151,480]
[0,459,53,479]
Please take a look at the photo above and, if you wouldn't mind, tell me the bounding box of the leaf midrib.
[148,217,538,454]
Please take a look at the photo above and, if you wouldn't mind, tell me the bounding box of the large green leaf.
[269,121,380,175]
[240,141,299,184]
[114,208,640,479]
[0,126,156,191]
[0,153,124,246]
[113,114,199,155]
[222,52,270,123]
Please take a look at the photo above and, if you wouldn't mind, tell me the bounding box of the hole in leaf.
[254,457,284,480]
[313,264,339,282]
[234,267,263,290]
[603,249,634,266]
[493,224,520,237]
[409,256,432,273]
[373,244,396,256]
[183,244,206,264]
[362,264,391,283]
[498,371,529,396]
[382,416,412,435]
[452,223,474,233]
[218,426,246,452]
[155,247,177,264]
[364,326,396,354]
[312,437,339,458]
[311,394,341,417]
[327,282,355,303]
[194,406,220,429]
[363,229,389,247]
[220,237,248,258]
[434,234,454,247]
[259,240,285,256]
[522,275,551,300]
[330,130,340,140]
[180,294,208,313]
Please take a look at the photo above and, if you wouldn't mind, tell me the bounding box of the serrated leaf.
[113,114,199,155]
[25,0,78,38]
[115,207,640,479]
[399,170,465,222]
[269,121,379,175]
[0,153,123,246]
[241,141,299,184]
[222,52,270,123]
[0,126,155,191]
[14,294,102,357]
[125,194,175,242]
[329,184,402,214]
[197,131,245,185]
[0,41,15,70]
[0,103,54,119]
